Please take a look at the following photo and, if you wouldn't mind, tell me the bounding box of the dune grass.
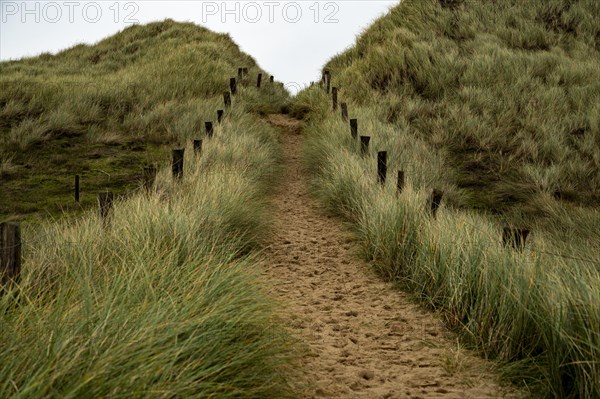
[0,102,300,398]
[0,133,299,397]
[1,20,300,398]
[0,19,289,222]
[294,0,600,397]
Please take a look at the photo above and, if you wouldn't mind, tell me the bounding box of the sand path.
[261,114,520,399]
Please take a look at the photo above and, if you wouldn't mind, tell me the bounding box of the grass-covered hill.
[306,0,600,235]
[0,19,286,221]
[294,0,600,397]
[0,21,299,398]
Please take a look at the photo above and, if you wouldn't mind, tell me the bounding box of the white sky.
[0,1,398,93]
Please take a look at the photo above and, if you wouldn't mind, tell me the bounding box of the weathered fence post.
[341,102,348,122]
[205,122,214,138]
[270,75,274,83]
[98,191,114,220]
[223,92,231,108]
[0,222,21,290]
[332,87,338,111]
[74,175,80,204]
[397,171,405,194]
[143,165,157,192]
[229,78,237,95]
[360,136,370,155]
[217,109,224,124]
[193,139,203,155]
[238,67,243,81]
[429,189,444,218]
[172,149,184,180]
[257,73,262,88]
[502,228,530,251]
[377,151,387,185]
[350,119,358,139]
[324,70,331,94]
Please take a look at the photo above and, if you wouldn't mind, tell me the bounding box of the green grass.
[0,19,289,223]
[294,0,600,397]
[1,20,300,398]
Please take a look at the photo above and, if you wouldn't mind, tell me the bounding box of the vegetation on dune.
[294,0,600,397]
[0,19,288,222]
[322,0,600,228]
[1,21,300,398]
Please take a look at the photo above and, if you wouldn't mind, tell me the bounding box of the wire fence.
[3,68,600,290]
[327,79,600,269]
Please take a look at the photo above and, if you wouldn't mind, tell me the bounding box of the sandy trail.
[261,114,519,399]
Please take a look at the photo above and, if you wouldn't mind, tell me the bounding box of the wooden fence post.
[429,189,443,218]
[502,228,530,251]
[0,222,21,290]
[143,165,157,192]
[270,75,274,83]
[324,70,331,94]
[98,191,114,220]
[193,139,203,155]
[350,119,358,139]
[332,87,338,111]
[238,67,243,81]
[257,73,262,88]
[229,78,237,95]
[205,122,214,138]
[341,102,348,122]
[377,151,387,185]
[172,149,184,180]
[74,175,80,204]
[223,92,231,108]
[360,136,370,155]
[397,171,405,194]
[217,109,224,124]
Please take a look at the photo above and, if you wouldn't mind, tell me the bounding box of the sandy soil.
[261,114,520,399]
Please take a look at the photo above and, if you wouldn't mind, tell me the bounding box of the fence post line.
[429,189,443,218]
[143,165,157,192]
[350,118,358,139]
[341,102,348,122]
[205,121,214,138]
[502,228,530,251]
[0,222,21,291]
[397,171,405,194]
[223,92,231,108]
[74,175,80,204]
[172,149,184,180]
[97,191,114,220]
[257,73,262,88]
[360,136,370,155]
[193,139,203,155]
[229,78,237,95]
[332,87,338,111]
[377,151,387,185]
[217,109,224,124]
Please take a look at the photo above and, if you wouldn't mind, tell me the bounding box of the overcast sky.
[0,1,398,93]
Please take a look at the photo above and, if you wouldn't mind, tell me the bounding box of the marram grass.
[1,20,300,398]
[0,19,289,220]
[295,0,600,397]
[0,114,301,398]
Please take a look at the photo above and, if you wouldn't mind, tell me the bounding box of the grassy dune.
[0,19,287,221]
[294,0,600,397]
[1,21,299,397]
